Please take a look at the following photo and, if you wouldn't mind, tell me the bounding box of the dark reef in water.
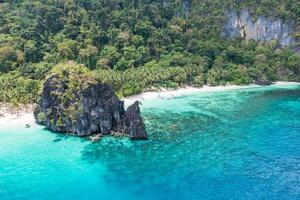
[34,66,147,140]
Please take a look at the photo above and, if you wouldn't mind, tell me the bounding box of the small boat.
[25,124,31,128]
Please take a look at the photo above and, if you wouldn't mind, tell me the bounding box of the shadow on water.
[41,127,87,143]
[52,138,62,142]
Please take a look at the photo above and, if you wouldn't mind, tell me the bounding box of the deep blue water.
[0,85,300,200]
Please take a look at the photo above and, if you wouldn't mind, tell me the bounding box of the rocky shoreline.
[33,70,148,140]
[1,81,299,140]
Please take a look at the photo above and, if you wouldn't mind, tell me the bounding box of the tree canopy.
[0,0,299,103]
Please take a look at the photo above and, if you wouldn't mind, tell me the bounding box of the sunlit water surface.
[1,85,300,200]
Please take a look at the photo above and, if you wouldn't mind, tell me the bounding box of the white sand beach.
[123,85,254,107]
[0,104,36,129]
[0,82,299,127]
[274,81,300,86]
[123,82,300,106]
[0,112,36,129]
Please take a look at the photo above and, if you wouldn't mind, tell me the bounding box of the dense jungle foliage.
[0,0,300,103]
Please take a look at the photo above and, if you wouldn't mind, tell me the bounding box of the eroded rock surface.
[124,101,148,140]
[224,10,295,47]
[34,74,148,140]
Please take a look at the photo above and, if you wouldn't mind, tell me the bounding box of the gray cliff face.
[75,82,125,136]
[182,0,190,18]
[124,101,148,140]
[224,10,295,47]
[162,0,190,18]
[34,75,148,140]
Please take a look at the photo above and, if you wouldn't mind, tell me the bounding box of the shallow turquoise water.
[1,85,300,200]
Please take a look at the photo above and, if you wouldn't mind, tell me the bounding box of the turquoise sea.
[0,84,300,200]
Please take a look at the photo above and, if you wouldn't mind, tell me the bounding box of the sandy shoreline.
[0,81,299,127]
[0,113,36,129]
[122,85,255,106]
[0,103,36,129]
[123,81,300,107]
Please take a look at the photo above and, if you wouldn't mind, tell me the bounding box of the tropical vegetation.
[0,0,300,104]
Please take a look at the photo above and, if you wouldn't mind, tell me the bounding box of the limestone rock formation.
[34,73,148,140]
[224,10,295,48]
[124,101,148,140]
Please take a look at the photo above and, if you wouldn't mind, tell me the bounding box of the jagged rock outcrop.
[124,101,148,140]
[34,73,148,140]
[224,10,295,48]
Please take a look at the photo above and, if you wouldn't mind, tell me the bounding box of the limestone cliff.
[34,72,148,140]
[224,10,295,48]
[162,0,190,18]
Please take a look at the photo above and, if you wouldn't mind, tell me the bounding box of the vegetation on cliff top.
[0,0,300,104]
[34,62,148,139]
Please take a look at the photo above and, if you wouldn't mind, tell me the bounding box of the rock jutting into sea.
[34,65,147,140]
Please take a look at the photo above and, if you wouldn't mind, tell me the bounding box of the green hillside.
[0,0,300,104]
